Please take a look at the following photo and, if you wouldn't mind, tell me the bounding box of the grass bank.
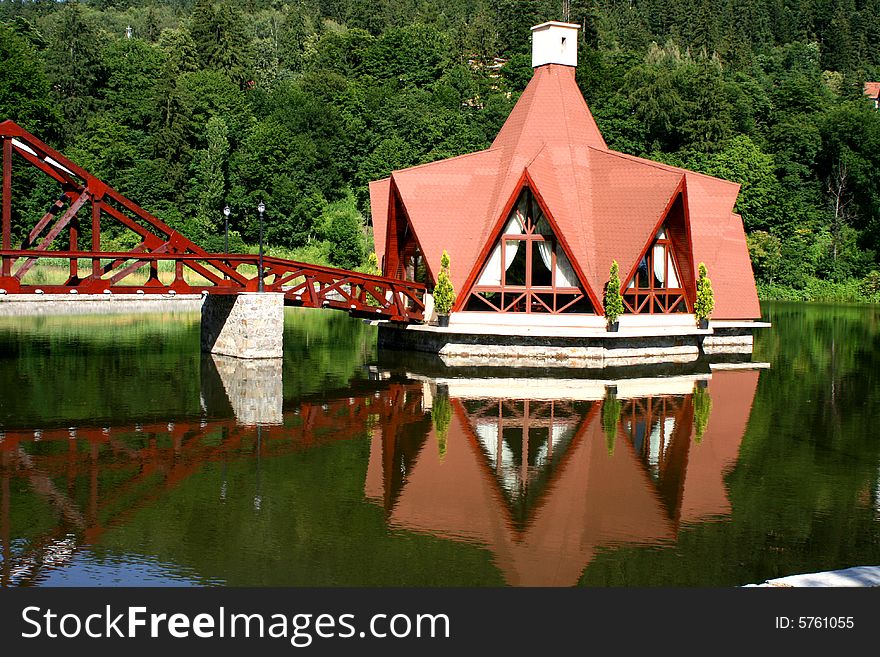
[758,274,880,304]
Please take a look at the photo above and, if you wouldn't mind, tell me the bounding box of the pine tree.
[695,262,715,323]
[196,115,230,237]
[44,3,105,137]
[603,260,624,326]
[190,0,252,85]
[433,250,456,315]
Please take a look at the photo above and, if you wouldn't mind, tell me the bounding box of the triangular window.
[461,397,594,531]
[463,189,594,314]
[623,224,688,314]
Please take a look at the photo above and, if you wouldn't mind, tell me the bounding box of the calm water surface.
[0,302,878,586]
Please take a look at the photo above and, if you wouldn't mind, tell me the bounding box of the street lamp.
[223,205,230,254]
[257,200,265,293]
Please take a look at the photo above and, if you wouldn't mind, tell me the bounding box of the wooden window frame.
[623,227,689,314]
[463,189,594,314]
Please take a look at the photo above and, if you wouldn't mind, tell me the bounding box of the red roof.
[368,177,390,265]
[865,82,880,99]
[370,64,761,319]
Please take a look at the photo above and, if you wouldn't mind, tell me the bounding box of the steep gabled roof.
[369,63,761,319]
[492,64,607,152]
[389,148,506,288]
[864,81,880,99]
[369,177,391,265]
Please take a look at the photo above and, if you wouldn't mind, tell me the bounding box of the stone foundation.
[378,321,759,369]
[702,327,754,355]
[200,292,285,359]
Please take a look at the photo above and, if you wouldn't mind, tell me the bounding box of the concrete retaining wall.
[378,322,755,368]
[702,327,754,355]
[0,293,203,316]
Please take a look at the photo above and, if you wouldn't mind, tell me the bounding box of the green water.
[0,303,878,586]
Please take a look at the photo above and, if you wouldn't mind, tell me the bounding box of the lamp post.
[254,425,263,511]
[223,205,230,254]
[257,200,265,293]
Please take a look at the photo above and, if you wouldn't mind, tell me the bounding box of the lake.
[0,302,878,586]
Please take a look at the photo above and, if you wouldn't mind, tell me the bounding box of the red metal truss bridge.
[0,120,425,323]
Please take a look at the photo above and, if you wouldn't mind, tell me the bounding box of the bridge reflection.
[0,370,425,586]
[0,364,760,586]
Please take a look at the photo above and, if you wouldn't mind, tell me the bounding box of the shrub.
[603,260,624,325]
[758,276,880,303]
[434,250,456,315]
[694,262,715,322]
[862,270,880,300]
[602,390,621,455]
[432,388,452,457]
[366,252,381,275]
[693,384,712,442]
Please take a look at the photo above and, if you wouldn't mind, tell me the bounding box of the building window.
[463,397,593,528]
[463,189,594,313]
[623,225,688,314]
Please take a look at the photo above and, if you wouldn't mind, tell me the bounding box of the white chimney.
[531,21,580,68]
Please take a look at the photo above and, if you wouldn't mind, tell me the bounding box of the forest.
[2,0,880,301]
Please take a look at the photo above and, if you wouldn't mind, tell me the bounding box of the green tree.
[101,37,166,130]
[0,23,59,137]
[362,24,453,87]
[747,231,783,283]
[303,27,375,77]
[193,115,230,242]
[627,43,739,152]
[685,135,783,231]
[68,115,138,183]
[824,0,856,72]
[43,3,106,136]
[320,193,367,269]
[190,0,252,85]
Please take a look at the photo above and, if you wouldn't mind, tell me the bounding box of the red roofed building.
[370,22,760,323]
[864,82,880,109]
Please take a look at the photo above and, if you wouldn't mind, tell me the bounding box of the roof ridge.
[555,75,593,280]
[589,146,740,191]
[490,67,539,150]
[391,147,502,176]
[565,71,607,150]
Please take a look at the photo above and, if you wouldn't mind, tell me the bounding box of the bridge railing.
[0,249,425,322]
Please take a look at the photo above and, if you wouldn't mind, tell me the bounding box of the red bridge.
[0,120,425,323]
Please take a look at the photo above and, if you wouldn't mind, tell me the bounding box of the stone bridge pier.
[200,292,285,359]
[199,293,285,425]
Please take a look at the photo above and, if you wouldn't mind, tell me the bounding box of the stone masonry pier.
[200,292,285,359]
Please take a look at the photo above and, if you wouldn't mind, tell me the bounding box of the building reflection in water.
[0,360,761,587]
[364,368,760,586]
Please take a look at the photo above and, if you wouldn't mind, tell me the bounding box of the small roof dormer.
[531,21,580,68]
